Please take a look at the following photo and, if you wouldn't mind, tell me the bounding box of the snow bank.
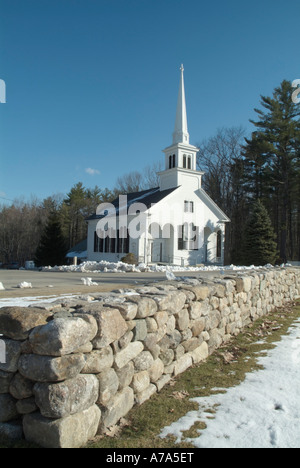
[160,318,300,449]
[42,260,280,275]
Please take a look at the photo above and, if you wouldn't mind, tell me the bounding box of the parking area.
[0,268,228,299]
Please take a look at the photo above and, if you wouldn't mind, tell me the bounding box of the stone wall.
[0,268,299,448]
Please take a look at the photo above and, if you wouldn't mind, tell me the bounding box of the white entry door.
[151,240,163,263]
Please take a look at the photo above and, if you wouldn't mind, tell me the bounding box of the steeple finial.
[173,64,189,145]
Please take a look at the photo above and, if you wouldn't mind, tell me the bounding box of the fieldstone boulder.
[33,374,99,419]
[190,342,209,364]
[111,302,138,320]
[100,387,134,429]
[18,354,86,382]
[152,291,186,314]
[0,338,22,373]
[97,368,119,406]
[236,277,252,293]
[127,296,158,318]
[16,397,37,415]
[0,394,18,422]
[23,405,101,448]
[29,317,96,356]
[9,372,34,399]
[91,307,128,348]
[0,370,13,393]
[148,358,164,383]
[114,341,144,370]
[133,351,154,371]
[135,384,157,405]
[181,285,210,301]
[175,309,190,331]
[81,347,114,374]
[0,421,23,440]
[115,361,134,389]
[131,370,150,393]
[133,319,147,341]
[174,354,193,376]
[0,307,52,340]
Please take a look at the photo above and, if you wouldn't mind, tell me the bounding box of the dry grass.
[87,300,300,449]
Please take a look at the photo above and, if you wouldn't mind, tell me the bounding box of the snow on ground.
[42,260,284,274]
[160,318,300,449]
[0,294,81,308]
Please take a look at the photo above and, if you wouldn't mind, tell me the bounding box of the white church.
[86,65,230,267]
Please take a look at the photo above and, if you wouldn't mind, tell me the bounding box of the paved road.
[0,268,232,298]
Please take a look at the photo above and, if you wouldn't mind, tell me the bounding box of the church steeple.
[159,65,202,191]
[173,64,189,145]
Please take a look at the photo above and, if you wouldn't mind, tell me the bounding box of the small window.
[188,157,191,170]
[183,155,187,168]
[173,154,176,168]
[169,155,172,169]
[184,201,194,213]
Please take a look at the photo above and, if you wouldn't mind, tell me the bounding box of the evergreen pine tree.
[243,80,300,262]
[243,200,278,266]
[34,211,67,267]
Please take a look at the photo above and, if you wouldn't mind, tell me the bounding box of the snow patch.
[81,277,98,286]
[160,318,300,449]
[17,282,32,289]
[165,269,177,281]
[0,282,5,290]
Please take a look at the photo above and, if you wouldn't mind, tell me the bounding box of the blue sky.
[0,0,299,203]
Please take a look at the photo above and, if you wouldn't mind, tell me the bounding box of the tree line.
[197,80,300,265]
[0,80,299,267]
[0,163,162,267]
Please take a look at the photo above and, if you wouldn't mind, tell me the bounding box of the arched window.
[217,231,222,258]
[173,154,176,168]
[183,155,187,168]
[188,157,191,170]
[169,155,172,169]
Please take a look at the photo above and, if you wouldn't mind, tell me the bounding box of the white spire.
[173,64,189,145]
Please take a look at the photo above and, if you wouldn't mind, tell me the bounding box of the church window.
[188,157,191,170]
[173,154,176,168]
[94,231,99,252]
[116,228,129,253]
[178,223,198,250]
[217,230,222,258]
[169,156,172,169]
[183,155,187,168]
[184,201,194,213]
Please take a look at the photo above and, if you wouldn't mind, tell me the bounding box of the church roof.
[87,186,178,220]
[66,238,87,258]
